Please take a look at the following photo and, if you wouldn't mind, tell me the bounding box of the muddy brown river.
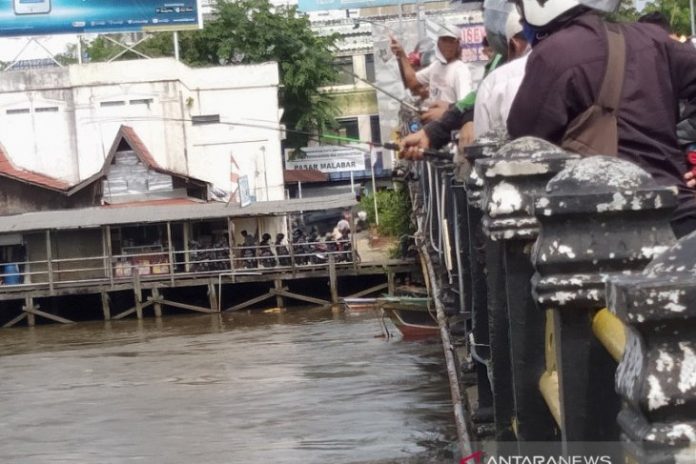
[0,307,457,463]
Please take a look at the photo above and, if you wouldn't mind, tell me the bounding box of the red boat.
[377,297,440,339]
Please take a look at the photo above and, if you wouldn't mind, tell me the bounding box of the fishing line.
[84,114,456,160]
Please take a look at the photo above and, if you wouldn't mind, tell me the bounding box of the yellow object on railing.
[539,370,561,427]
[592,308,626,362]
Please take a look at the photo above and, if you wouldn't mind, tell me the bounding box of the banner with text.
[286,146,367,173]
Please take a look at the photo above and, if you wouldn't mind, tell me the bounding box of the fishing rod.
[337,67,420,113]
[88,115,455,161]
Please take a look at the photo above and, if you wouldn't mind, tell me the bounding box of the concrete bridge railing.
[424,135,696,460]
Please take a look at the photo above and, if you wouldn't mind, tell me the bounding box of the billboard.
[285,145,367,173]
[0,0,203,37]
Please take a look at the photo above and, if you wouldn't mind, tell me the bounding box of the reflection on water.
[0,307,457,464]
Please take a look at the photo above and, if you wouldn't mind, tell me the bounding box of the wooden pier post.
[101,291,111,320]
[166,222,175,285]
[329,255,338,304]
[208,280,219,312]
[45,230,54,293]
[105,225,114,287]
[387,271,396,295]
[133,270,143,319]
[274,279,284,309]
[152,287,162,317]
[24,296,36,327]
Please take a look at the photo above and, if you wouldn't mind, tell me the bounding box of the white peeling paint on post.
[667,424,696,443]
[489,181,522,216]
[550,156,651,190]
[678,342,696,393]
[557,245,576,259]
[666,302,687,313]
[641,246,670,259]
[485,160,550,177]
[656,350,675,372]
[647,374,669,410]
[597,192,628,212]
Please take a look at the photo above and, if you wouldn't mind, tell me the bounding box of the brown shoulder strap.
[598,22,626,113]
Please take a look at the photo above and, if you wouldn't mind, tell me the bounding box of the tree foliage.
[359,188,414,238]
[607,0,694,36]
[642,0,694,36]
[82,0,340,147]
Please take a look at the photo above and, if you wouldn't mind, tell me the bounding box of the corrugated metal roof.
[0,193,357,233]
[0,145,71,191]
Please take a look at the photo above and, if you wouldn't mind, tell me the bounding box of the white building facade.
[0,58,285,202]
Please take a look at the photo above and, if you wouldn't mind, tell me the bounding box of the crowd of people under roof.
[236,216,355,269]
[393,0,696,239]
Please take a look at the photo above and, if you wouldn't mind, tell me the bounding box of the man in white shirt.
[472,11,529,138]
[390,25,472,122]
[398,10,529,159]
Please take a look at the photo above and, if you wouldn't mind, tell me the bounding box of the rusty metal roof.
[283,169,328,184]
[0,193,357,233]
[0,145,71,191]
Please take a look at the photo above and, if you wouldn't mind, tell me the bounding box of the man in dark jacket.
[508,3,696,237]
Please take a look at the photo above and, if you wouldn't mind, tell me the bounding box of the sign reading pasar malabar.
[285,145,367,173]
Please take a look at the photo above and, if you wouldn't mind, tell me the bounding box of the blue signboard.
[0,0,202,37]
[298,0,431,12]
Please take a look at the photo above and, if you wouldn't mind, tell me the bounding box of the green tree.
[359,188,414,238]
[605,0,694,35]
[81,0,340,147]
[606,0,640,23]
[642,0,694,36]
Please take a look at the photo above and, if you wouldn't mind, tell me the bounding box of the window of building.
[6,108,30,115]
[191,114,221,125]
[369,115,381,143]
[336,117,359,140]
[365,54,375,83]
[35,106,59,113]
[100,100,126,107]
[332,57,354,86]
[129,98,153,106]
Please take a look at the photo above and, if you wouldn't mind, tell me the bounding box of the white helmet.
[483,0,517,57]
[505,7,523,42]
[520,0,620,28]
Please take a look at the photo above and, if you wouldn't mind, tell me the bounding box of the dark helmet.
[276,233,285,241]
[262,233,271,241]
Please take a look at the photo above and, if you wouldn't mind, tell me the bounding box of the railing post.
[460,138,503,425]
[607,232,695,463]
[531,156,677,446]
[476,137,578,441]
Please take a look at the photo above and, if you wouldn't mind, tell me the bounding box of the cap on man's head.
[437,24,461,39]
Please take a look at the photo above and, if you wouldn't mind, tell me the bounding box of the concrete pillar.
[607,232,696,463]
[477,136,578,441]
[531,156,677,446]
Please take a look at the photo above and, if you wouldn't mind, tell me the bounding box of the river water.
[0,307,457,463]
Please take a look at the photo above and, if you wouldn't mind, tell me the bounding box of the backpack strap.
[598,22,626,114]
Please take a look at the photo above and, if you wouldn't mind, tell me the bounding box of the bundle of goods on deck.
[114,257,170,277]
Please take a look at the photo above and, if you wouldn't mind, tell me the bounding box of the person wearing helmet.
[390,25,473,121]
[472,8,529,138]
[398,0,520,158]
[507,0,696,237]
